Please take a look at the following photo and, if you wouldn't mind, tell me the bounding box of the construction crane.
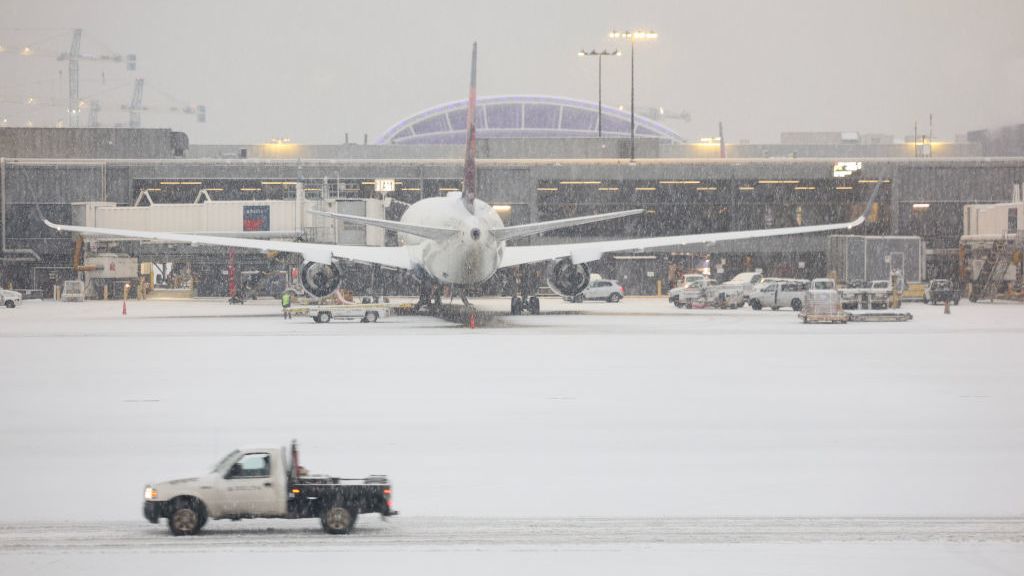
[121,78,206,128]
[56,28,135,127]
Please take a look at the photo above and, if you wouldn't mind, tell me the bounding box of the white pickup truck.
[143,441,396,535]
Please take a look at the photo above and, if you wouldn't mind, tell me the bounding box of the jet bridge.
[71,185,385,246]
[66,186,386,298]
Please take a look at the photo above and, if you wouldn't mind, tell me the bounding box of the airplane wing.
[499,218,864,268]
[492,209,644,242]
[500,177,885,269]
[41,219,413,269]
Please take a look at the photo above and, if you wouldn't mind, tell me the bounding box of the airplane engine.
[299,261,342,298]
[545,258,590,297]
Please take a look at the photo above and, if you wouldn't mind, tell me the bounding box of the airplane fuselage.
[399,195,505,284]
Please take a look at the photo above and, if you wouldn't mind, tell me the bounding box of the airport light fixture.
[577,49,621,138]
[609,30,658,161]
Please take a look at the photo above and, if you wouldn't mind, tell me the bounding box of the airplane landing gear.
[414,283,439,313]
[509,267,542,315]
[511,294,540,315]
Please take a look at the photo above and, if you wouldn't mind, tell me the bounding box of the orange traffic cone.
[469,312,476,329]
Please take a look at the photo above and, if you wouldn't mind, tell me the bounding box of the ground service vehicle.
[924,279,961,305]
[1,288,22,308]
[840,280,893,309]
[713,272,764,306]
[749,280,809,311]
[291,303,390,323]
[143,441,396,536]
[572,279,625,302]
[669,278,718,308]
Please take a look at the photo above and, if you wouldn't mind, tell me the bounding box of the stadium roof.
[376,95,683,145]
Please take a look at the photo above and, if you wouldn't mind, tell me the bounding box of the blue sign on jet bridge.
[243,205,270,231]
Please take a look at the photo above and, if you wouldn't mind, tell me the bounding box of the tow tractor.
[143,441,396,535]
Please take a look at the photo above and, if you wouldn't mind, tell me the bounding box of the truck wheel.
[168,499,205,536]
[791,299,802,312]
[316,311,332,323]
[321,506,357,535]
[673,301,685,308]
[363,311,379,323]
[750,300,762,311]
[4,300,13,308]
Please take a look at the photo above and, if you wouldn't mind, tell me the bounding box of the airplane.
[44,43,879,315]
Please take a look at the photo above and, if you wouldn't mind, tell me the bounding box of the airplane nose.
[470,228,481,241]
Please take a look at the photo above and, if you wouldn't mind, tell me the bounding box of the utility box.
[827,235,925,284]
[61,280,85,302]
[82,254,139,279]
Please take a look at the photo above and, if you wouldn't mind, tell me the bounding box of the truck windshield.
[211,450,240,473]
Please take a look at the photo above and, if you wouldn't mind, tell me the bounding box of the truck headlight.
[144,486,157,500]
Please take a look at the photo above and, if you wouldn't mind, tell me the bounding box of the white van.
[749,280,809,311]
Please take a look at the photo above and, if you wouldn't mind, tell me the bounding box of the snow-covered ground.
[1,297,1022,573]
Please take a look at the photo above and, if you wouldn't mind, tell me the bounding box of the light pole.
[577,49,621,138]
[609,30,657,160]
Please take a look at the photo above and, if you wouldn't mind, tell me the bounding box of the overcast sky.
[2,0,1022,144]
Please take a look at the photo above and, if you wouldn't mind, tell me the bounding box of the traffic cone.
[122,300,127,316]
[469,312,476,329]
[944,299,950,314]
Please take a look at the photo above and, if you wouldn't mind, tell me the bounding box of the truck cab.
[143,442,395,536]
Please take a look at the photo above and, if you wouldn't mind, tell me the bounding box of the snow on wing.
[41,219,412,269]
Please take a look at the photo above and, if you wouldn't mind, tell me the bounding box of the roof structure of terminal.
[376,95,683,145]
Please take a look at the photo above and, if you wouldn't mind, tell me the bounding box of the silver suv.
[571,279,625,303]
[1,288,22,308]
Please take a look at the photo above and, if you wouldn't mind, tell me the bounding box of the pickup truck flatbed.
[143,441,396,535]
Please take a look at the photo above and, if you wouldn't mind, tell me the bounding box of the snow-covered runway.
[1,297,1022,573]
[4,517,1023,550]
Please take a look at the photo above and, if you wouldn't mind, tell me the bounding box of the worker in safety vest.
[281,291,292,319]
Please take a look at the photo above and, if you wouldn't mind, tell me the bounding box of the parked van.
[749,280,809,311]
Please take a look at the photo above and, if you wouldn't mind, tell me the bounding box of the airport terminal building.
[2,100,1023,296]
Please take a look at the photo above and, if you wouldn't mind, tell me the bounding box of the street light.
[609,30,658,160]
[577,49,621,138]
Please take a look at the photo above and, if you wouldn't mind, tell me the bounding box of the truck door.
[221,452,285,518]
